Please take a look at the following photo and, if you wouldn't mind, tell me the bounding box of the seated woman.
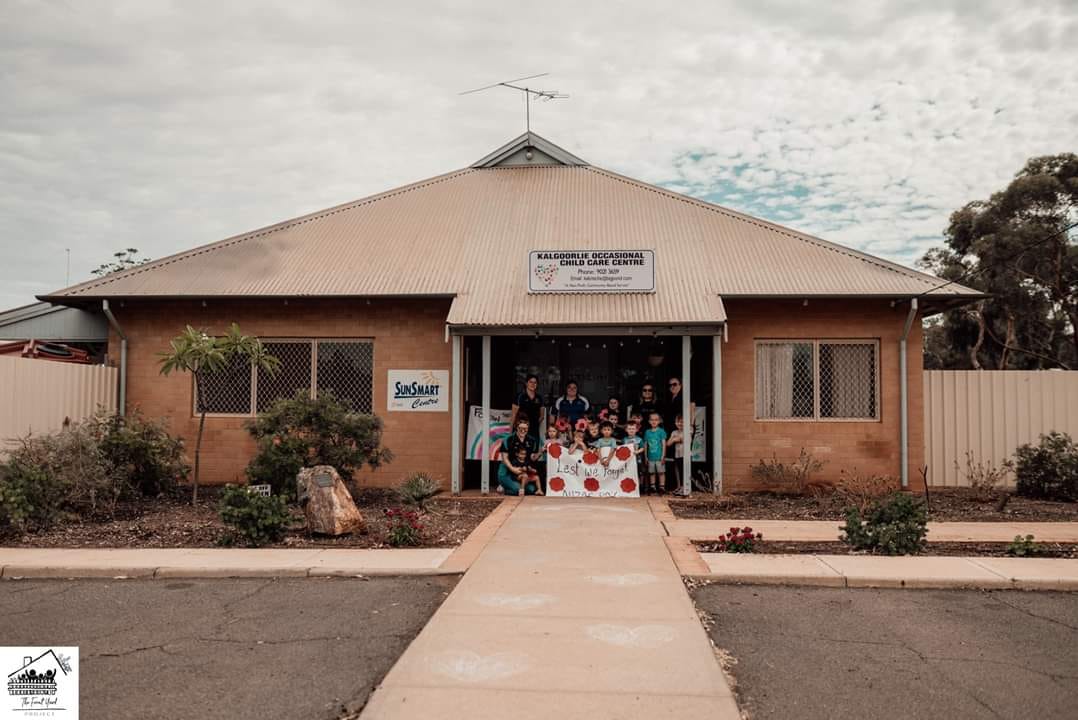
[498,445,544,496]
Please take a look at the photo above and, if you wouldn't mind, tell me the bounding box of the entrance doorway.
[460,335,714,491]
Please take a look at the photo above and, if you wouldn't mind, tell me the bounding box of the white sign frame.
[387,370,449,412]
[528,250,655,293]
[545,444,641,497]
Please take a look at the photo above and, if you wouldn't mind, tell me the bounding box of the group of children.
[541,410,686,495]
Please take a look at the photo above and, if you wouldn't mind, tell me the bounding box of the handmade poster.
[691,406,706,462]
[466,406,512,460]
[545,444,641,497]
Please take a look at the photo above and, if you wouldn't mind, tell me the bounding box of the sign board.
[466,406,513,460]
[545,444,641,497]
[250,484,273,497]
[387,370,449,412]
[529,250,655,293]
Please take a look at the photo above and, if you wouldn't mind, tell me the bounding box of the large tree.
[921,153,1078,370]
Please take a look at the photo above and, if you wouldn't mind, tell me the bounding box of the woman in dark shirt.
[510,374,544,441]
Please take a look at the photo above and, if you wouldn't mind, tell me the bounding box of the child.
[643,412,667,495]
[567,428,589,454]
[607,411,626,441]
[498,445,544,497]
[624,419,645,477]
[594,420,619,466]
[584,417,602,448]
[545,423,565,449]
[666,415,685,495]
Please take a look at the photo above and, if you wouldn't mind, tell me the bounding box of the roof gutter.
[899,298,918,488]
[101,300,127,416]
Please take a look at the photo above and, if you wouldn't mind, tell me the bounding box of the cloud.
[0,0,1075,309]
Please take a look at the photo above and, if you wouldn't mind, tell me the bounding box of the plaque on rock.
[296,465,365,536]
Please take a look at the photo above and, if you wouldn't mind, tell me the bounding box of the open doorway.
[460,335,714,491]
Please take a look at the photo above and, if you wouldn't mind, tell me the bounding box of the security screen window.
[756,340,879,421]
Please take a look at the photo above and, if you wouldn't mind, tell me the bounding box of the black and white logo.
[3,647,78,718]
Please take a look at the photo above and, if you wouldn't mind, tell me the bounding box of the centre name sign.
[529,250,655,293]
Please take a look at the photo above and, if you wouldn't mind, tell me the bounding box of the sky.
[1,0,1076,310]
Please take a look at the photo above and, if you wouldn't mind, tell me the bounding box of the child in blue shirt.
[643,412,668,495]
[594,420,619,466]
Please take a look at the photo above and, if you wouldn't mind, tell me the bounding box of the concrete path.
[0,547,454,578]
[361,497,739,719]
[667,518,1078,543]
[700,553,1078,590]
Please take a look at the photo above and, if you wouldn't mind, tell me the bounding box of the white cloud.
[0,0,1075,309]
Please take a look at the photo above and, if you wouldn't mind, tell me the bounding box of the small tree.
[159,324,279,503]
[92,248,151,277]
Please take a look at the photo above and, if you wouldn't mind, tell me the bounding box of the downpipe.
[899,298,918,488]
[101,300,127,416]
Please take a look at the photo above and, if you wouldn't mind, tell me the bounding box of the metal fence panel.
[924,370,1078,486]
[0,356,118,450]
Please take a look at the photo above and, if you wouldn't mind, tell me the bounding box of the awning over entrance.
[446,295,727,333]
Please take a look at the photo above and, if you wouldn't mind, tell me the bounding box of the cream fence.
[0,355,118,449]
[924,370,1078,486]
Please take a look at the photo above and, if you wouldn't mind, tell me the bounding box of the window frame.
[754,338,880,423]
[192,337,374,417]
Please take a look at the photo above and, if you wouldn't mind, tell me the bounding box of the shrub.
[384,507,423,547]
[397,473,442,509]
[712,526,762,553]
[841,492,928,555]
[834,471,898,512]
[246,391,394,497]
[94,411,189,497]
[1012,432,1078,501]
[749,449,824,495]
[0,459,60,532]
[217,484,291,547]
[956,452,1012,501]
[1006,534,1041,557]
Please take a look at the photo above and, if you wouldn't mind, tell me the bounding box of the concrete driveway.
[0,576,456,719]
[693,584,1078,720]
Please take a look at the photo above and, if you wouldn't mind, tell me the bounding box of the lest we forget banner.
[545,444,641,498]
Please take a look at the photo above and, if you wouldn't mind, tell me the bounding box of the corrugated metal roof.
[42,135,981,328]
[0,302,108,341]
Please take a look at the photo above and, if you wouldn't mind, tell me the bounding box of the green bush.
[0,410,189,533]
[1013,432,1078,501]
[1006,534,1041,557]
[841,492,928,555]
[396,473,442,509]
[246,391,393,497]
[95,411,189,497]
[217,485,291,547]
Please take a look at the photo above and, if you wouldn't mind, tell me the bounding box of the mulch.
[1,488,501,549]
[671,488,1078,522]
[694,539,1078,559]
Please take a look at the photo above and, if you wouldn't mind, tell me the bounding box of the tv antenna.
[460,73,568,132]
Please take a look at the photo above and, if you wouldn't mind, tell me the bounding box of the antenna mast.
[460,73,568,132]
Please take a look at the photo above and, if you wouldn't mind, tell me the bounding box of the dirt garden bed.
[693,539,1078,558]
[671,488,1078,522]
[1,488,501,549]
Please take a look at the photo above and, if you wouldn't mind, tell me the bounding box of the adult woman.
[510,374,544,441]
[630,382,659,424]
[500,417,544,495]
[552,380,590,425]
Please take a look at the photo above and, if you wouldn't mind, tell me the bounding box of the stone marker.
[296,465,364,535]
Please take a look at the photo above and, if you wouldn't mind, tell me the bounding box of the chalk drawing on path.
[586,624,678,649]
[476,593,556,610]
[427,651,529,682]
[587,573,658,587]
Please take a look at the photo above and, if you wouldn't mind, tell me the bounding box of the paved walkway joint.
[361,497,740,719]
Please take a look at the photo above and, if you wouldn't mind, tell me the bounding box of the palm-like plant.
[159,324,279,503]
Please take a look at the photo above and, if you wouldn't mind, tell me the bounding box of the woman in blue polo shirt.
[552,380,590,425]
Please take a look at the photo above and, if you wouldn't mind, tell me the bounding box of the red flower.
[583,477,600,492]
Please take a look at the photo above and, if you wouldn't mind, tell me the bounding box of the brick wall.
[108,298,453,488]
[721,299,925,492]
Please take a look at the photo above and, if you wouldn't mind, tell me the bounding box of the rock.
[296,465,364,535]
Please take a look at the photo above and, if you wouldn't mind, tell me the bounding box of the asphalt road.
[693,584,1078,720]
[0,576,456,720]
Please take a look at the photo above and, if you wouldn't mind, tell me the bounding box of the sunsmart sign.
[529,250,655,293]
[387,370,449,412]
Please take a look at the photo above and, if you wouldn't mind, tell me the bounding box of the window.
[194,339,373,416]
[755,340,878,420]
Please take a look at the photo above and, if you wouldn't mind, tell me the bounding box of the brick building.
[42,133,981,494]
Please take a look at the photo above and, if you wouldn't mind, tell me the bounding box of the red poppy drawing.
[614,446,632,461]
[584,478,600,492]
[549,477,565,492]
[548,443,562,459]
[620,478,637,493]
[582,451,599,465]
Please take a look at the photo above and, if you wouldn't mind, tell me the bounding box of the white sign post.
[387,370,449,412]
[545,444,641,497]
[529,250,655,293]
